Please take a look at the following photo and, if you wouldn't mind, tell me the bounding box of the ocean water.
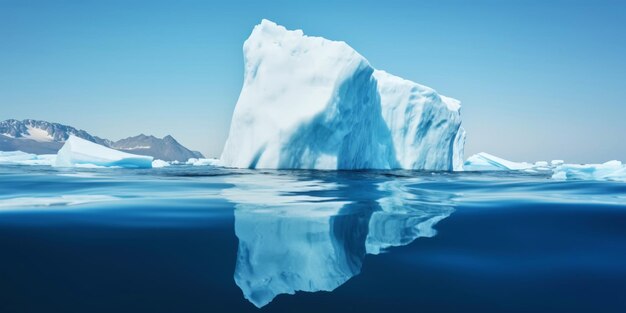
[0,165,625,313]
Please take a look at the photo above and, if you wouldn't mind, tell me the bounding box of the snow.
[552,161,626,182]
[0,151,56,166]
[54,135,153,168]
[123,146,151,150]
[151,159,170,168]
[464,152,534,171]
[220,19,464,170]
[22,126,53,142]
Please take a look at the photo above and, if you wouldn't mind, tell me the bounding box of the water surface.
[1,165,625,312]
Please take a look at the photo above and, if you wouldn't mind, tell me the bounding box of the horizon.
[2,0,625,162]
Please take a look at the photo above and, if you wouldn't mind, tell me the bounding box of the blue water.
[1,165,625,312]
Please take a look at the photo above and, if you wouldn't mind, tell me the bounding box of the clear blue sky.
[1,0,624,162]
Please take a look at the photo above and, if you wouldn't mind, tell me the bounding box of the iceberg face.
[220,20,464,170]
[55,135,153,168]
[552,161,626,182]
[375,70,465,171]
[223,173,454,307]
[463,152,534,171]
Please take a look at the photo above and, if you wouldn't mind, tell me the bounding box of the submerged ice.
[55,135,153,169]
[220,20,464,170]
[223,174,454,307]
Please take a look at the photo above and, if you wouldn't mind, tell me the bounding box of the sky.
[1,0,625,162]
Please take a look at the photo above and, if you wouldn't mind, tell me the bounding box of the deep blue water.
[0,165,625,312]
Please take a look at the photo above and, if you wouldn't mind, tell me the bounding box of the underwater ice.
[220,19,464,170]
[55,135,153,168]
[223,175,453,307]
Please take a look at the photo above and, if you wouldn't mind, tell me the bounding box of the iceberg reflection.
[222,172,455,307]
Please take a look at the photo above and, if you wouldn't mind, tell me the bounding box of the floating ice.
[220,19,464,170]
[552,161,626,182]
[463,152,533,171]
[54,135,153,169]
[0,150,56,166]
[151,159,170,168]
[551,160,564,166]
[185,158,221,166]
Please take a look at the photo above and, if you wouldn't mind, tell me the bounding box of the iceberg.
[552,161,626,182]
[151,159,170,168]
[54,135,153,168]
[220,19,464,170]
[0,150,56,166]
[185,157,221,166]
[463,152,534,171]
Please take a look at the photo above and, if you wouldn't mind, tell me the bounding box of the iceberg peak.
[221,20,464,170]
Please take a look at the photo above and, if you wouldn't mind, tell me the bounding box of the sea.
[1,164,625,313]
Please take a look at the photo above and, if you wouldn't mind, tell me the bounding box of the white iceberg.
[185,157,221,166]
[151,159,170,168]
[463,152,534,171]
[54,135,153,168]
[0,150,56,166]
[220,19,464,170]
[552,161,626,182]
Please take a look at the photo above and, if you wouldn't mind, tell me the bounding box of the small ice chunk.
[152,159,170,168]
[551,160,564,166]
[186,158,221,166]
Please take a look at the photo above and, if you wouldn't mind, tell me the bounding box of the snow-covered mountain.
[220,20,464,170]
[0,119,202,161]
[111,134,203,161]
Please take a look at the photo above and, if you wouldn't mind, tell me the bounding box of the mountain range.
[0,119,203,161]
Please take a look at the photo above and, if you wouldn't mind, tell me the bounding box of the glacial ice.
[0,150,56,166]
[463,152,534,171]
[55,135,153,168]
[552,161,626,182]
[220,19,464,170]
